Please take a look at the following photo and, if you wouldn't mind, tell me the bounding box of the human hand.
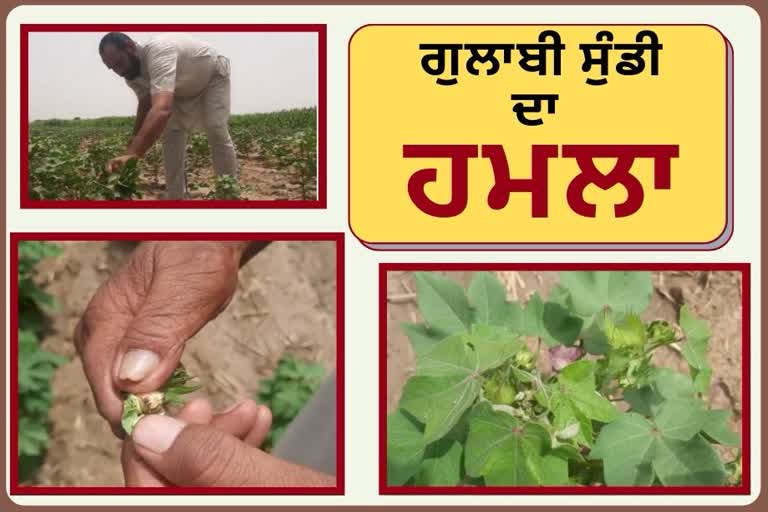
[123,398,335,487]
[106,153,139,173]
[122,397,271,486]
[74,241,248,437]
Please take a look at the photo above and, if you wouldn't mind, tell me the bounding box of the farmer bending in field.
[99,32,238,199]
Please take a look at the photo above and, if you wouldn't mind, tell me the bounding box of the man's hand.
[74,241,246,437]
[123,398,335,487]
[106,153,140,173]
[122,398,273,486]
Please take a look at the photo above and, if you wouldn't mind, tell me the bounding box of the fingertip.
[177,397,214,424]
[256,404,272,426]
[221,398,259,417]
[244,405,272,448]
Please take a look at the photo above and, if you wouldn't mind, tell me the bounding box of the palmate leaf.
[652,435,726,485]
[549,361,620,447]
[559,271,653,317]
[701,409,741,447]
[401,322,445,357]
[414,272,472,336]
[581,312,611,355]
[413,438,464,486]
[387,409,426,485]
[558,363,620,425]
[591,398,725,485]
[467,272,509,326]
[679,305,712,394]
[400,326,522,443]
[522,293,583,347]
[465,402,568,485]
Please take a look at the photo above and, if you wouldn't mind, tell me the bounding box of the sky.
[28,32,318,120]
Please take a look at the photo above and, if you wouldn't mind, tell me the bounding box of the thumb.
[114,339,184,396]
[130,415,335,487]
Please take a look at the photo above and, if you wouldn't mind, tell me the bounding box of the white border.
[5,4,762,508]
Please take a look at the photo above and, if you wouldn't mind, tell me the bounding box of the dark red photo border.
[348,24,734,251]
[20,24,327,209]
[378,262,750,495]
[9,232,345,495]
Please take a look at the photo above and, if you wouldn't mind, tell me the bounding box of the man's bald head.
[99,32,141,80]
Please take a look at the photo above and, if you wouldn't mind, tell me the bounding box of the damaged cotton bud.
[121,366,200,435]
[550,345,584,372]
[136,391,166,414]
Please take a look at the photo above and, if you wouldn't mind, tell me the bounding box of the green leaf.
[550,398,592,447]
[414,439,463,486]
[654,399,706,441]
[506,301,525,332]
[542,302,583,347]
[402,323,444,357]
[651,368,697,401]
[692,367,713,395]
[467,272,509,326]
[464,325,522,374]
[414,332,474,378]
[522,292,546,338]
[387,409,426,485]
[522,293,583,347]
[547,284,571,308]
[400,374,482,444]
[652,435,726,485]
[414,272,472,335]
[590,412,655,468]
[592,392,716,486]
[559,271,653,317]
[582,314,611,355]
[623,386,664,417]
[557,360,620,424]
[679,306,712,397]
[402,326,522,444]
[465,402,565,485]
[602,457,655,486]
[681,339,709,369]
[679,305,711,351]
[702,409,740,447]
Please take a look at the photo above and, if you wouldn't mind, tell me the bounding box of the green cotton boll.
[603,312,647,349]
[647,320,677,345]
[514,348,535,370]
[494,384,517,405]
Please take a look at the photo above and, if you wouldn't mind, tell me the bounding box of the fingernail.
[132,415,186,453]
[256,405,271,421]
[118,349,160,381]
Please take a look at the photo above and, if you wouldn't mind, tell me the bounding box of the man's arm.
[126,91,173,157]
[132,96,151,137]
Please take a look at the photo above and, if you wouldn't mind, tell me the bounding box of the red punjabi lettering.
[403,144,679,218]
[404,144,477,218]
[563,144,678,217]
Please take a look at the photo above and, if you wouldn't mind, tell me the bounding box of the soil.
[29,240,337,486]
[137,152,315,201]
[385,270,743,462]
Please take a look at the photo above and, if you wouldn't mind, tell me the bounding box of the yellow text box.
[349,25,731,249]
